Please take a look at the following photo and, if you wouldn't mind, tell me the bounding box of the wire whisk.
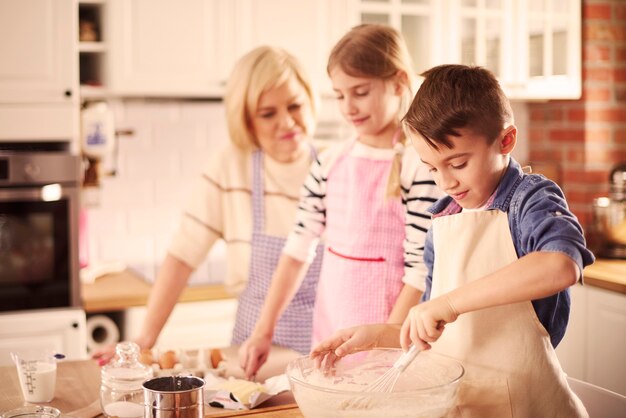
[339,345,421,410]
[364,344,421,393]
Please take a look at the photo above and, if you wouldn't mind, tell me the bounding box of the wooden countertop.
[583,259,626,295]
[0,346,304,417]
[81,269,234,313]
[82,259,625,315]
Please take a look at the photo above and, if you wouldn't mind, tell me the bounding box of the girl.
[239,24,442,379]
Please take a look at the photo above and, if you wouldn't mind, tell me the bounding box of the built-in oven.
[0,152,81,312]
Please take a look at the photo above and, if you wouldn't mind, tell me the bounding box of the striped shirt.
[283,140,443,291]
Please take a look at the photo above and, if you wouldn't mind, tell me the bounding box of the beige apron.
[430,210,588,417]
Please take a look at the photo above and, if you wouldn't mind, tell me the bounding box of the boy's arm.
[401,251,580,350]
[450,251,579,316]
[401,176,595,350]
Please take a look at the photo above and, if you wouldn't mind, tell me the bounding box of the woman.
[92,46,323,364]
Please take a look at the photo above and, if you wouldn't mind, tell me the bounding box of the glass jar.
[100,341,153,418]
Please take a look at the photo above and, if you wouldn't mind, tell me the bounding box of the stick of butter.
[214,378,266,404]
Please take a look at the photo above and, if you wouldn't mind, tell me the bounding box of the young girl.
[239,24,442,379]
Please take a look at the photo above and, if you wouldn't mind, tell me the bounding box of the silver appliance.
[0,152,82,311]
[592,163,626,259]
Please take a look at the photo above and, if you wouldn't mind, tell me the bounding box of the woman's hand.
[310,324,402,369]
[91,335,152,366]
[238,333,272,380]
[91,344,117,366]
[400,295,459,351]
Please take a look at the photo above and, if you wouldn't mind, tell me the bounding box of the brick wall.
[527,0,626,229]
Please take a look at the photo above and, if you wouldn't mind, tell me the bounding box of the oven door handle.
[0,186,77,201]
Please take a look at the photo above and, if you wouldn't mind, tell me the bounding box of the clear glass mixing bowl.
[286,349,464,418]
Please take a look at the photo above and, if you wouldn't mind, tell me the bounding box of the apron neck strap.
[252,150,265,233]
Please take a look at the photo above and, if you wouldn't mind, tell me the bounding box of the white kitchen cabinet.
[556,284,626,395]
[123,299,237,350]
[0,0,78,143]
[514,0,581,99]
[585,286,626,395]
[106,0,353,97]
[355,0,581,100]
[78,0,109,99]
[357,0,441,76]
[107,0,235,97]
[237,0,354,95]
[444,0,581,99]
[0,309,87,366]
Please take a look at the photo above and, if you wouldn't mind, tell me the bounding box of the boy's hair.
[225,46,318,150]
[328,24,416,197]
[403,64,514,149]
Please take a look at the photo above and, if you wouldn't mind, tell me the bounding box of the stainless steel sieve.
[142,375,205,418]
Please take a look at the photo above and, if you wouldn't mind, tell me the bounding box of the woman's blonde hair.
[328,24,417,198]
[224,46,318,150]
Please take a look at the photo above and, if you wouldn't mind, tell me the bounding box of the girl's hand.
[238,334,272,381]
[310,324,401,369]
[400,295,459,351]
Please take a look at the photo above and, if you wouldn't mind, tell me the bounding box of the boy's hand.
[310,324,401,369]
[400,295,459,351]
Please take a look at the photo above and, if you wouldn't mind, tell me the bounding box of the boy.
[311,65,595,417]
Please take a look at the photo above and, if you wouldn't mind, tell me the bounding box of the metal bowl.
[286,349,464,418]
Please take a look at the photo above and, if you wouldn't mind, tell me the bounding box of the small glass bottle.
[100,341,153,418]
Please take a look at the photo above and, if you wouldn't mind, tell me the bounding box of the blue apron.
[231,150,323,354]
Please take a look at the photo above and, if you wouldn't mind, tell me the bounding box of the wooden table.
[0,352,304,417]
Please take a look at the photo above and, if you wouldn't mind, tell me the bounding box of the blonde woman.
[92,46,323,364]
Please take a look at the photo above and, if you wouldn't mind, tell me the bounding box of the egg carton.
[140,347,227,379]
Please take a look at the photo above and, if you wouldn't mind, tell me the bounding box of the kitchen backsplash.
[83,98,527,286]
[84,100,229,285]
[82,98,353,285]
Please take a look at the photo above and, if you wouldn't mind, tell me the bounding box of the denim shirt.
[421,158,595,347]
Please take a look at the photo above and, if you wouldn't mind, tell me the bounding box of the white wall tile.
[86,100,228,286]
[124,100,181,123]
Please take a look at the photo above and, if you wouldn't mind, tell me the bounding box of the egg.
[209,348,224,368]
[158,350,177,369]
[139,348,154,365]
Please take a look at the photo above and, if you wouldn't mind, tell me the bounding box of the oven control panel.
[0,153,80,186]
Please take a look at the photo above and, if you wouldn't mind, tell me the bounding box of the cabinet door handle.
[64,89,72,97]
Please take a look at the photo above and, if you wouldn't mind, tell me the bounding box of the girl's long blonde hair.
[327,24,417,198]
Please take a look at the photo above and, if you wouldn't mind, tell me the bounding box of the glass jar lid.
[101,341,152,389]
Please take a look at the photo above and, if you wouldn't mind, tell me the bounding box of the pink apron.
[312,142,406,345]
[431,210,588,417]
